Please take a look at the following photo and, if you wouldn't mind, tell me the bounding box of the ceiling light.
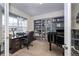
[39,3,43,4]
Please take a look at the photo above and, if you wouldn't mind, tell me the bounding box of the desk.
[10,38,21,54]
[10,36,27,54]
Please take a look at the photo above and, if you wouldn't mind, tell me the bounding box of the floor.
[1,53,4,56]
[11,40,64,56]
[0,51,5,56]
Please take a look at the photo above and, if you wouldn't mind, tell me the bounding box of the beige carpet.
[11,40,64,56]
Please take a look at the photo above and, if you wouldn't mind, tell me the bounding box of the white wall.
[71,4,79,29]
[28,10,64,31]
[27,17,34,31]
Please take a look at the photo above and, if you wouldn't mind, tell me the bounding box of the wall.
[71,4,79,29]
[28,10,64,31]
[27,17,34,31]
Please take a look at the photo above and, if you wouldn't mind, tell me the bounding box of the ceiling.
[11,3,64,16]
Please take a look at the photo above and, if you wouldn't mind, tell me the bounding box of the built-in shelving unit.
[71,29,79,56]
[34,19,46,40]
[54,16,64,30]
[34,16,64,40]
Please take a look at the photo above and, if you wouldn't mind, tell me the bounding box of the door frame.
[4,3,9,56]
[64,3,71,56]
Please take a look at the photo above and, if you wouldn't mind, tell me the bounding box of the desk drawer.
[10,39,21,53]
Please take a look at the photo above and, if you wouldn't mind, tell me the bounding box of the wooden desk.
[10,38,21,54]
[10,36,27,54]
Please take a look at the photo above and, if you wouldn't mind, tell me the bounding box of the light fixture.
[39,3,43,4]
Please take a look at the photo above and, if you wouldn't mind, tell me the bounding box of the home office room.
[7,3,65,56]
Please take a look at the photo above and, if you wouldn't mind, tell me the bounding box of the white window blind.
[2,14,27,34]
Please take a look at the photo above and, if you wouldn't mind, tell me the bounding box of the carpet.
[11,40,63,56]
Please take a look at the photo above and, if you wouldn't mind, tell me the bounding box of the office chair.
[23,31,35,49]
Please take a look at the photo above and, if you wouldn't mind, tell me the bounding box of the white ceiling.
[11,3,64,16]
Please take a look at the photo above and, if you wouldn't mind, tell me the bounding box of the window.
[2,14,27,36]
[18,17,27,32]
[8,16,27,33]
[9,16,18,27]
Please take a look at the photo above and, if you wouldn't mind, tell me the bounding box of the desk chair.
[23,31,35,49]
